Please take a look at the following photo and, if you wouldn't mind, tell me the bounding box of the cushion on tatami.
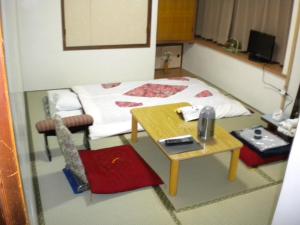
[239,145,288,168]
[62,167,89,194]
[230,131,289,167]
[79,145,163,194]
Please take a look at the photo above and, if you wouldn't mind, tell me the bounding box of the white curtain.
[196,0,235,44]
[229,0,293,64]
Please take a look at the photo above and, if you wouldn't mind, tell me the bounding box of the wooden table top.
[131,102,243,160]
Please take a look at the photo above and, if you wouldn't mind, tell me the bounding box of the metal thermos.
[198,106,215,141]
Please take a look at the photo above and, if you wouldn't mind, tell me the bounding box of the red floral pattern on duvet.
[115,101,143,107]
[195,90,213,97]
[101,82,121,89]
[167,77,189,81]
[124,83,187,98]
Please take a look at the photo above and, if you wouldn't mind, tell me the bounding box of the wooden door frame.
[0,12,29,225]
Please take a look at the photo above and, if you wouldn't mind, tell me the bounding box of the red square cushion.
[239,145,288,168]
[79,145,163,194]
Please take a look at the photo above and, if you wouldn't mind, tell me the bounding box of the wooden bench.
[35,115,93,161]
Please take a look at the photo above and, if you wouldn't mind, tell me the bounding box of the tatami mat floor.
[26,90,287,225]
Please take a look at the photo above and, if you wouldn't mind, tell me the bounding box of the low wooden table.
[131,102,243,196]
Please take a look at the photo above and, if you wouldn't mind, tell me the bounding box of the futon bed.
[48,77,250,140]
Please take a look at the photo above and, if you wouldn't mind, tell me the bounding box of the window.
[61,0,152,50]
[196,0,294,65]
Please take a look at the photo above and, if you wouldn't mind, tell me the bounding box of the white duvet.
[72,77,250,139]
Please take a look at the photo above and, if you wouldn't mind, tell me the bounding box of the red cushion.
[79,145,163,194]
[239,145,288,168]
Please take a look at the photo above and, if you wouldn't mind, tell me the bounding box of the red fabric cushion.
[239,145,288,168]
[124,83,187,98]
[115,101,143,107]
[79,145,163,194]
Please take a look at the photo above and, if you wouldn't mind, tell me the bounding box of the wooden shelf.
[155,68,197,79]
[193,38,285,78]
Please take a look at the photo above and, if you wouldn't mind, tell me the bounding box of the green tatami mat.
[131,134,271,211]
[176,183,281,225]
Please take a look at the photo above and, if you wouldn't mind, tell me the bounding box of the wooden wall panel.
[157,0,197,43]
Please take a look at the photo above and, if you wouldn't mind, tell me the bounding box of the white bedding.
[72,77,250,140]
[48,89,83,118]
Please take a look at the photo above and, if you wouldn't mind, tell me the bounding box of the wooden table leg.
[131,115,138,143]
[169,160,180,196]
[228,148,240,181]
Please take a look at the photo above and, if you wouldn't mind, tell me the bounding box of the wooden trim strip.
[146,0,152,48]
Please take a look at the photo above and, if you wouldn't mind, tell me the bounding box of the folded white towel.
[279,118,298,131]
[277,126,296,137]
[277,117,298,137]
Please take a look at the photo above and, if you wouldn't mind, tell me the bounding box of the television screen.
[247,30,275,63]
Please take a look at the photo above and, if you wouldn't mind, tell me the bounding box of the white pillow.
[55,109,83,118]
[54,92,82,111]
[48,89,71,104]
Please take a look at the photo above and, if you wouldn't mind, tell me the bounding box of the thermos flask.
[198,106,216,141]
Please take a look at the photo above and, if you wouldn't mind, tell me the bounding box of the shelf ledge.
[192,38,285,79]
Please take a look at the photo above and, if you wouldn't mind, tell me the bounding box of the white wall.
[271,13,300,225]
[17,0,158,91]
[271,126,300,224]
[183,43,285,114]
[1,0,38,224]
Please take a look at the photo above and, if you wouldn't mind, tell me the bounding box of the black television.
[247,30,275,63]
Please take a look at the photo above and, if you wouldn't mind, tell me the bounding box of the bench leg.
[44,134,52,161]
[84,129,91,150]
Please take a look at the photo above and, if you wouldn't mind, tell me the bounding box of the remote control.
[165,137,193,146]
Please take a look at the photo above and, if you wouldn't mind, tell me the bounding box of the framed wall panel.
[61,0,152,50]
